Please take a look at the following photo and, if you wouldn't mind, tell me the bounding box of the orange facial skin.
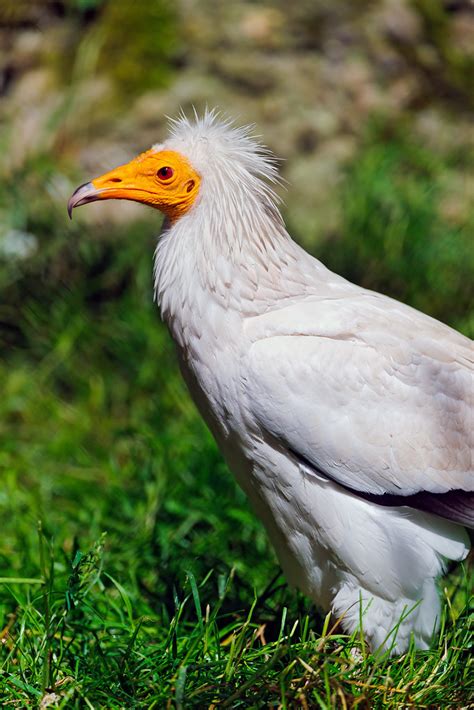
[68,149,201,222]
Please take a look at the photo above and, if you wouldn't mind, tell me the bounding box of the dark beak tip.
[67,181,99,220]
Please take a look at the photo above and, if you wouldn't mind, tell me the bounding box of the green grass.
[0,131,473,706]
[317,121,474,336]
[0,543,471,707]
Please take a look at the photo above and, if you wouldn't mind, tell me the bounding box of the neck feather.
[153,176,329,333]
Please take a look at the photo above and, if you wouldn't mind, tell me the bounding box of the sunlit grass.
[0,530,471,706]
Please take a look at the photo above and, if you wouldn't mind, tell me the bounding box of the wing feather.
[244,292,473,524]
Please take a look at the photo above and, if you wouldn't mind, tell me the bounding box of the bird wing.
[244,291,474,526]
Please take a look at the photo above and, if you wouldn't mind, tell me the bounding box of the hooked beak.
[67,149,158,220]
[67,148,200,222]
[67,182,103,219]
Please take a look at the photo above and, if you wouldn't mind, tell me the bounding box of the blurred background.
[0,0,473,689]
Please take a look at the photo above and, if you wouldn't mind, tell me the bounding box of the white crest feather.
[154,108,283,217]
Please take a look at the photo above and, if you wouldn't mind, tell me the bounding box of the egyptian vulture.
[68,111,473,655]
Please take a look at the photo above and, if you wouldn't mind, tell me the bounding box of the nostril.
[110,177,122,183]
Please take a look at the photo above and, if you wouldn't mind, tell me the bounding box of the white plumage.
[69,110,473,655]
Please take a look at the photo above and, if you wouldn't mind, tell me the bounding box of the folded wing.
[245,292,474,527]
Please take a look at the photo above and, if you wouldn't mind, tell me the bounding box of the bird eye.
[157,166,174,180]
